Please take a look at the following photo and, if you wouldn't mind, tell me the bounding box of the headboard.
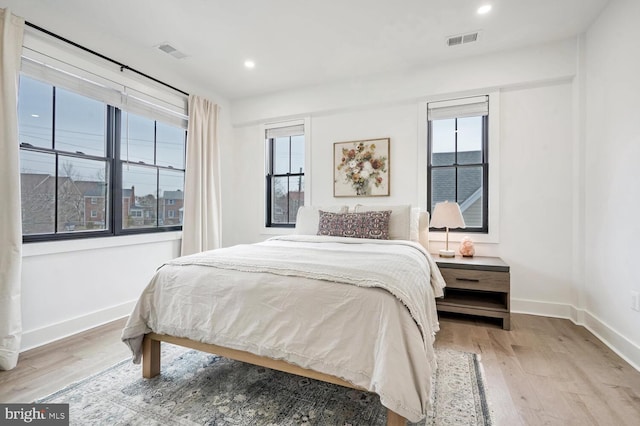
[418,210,430,251]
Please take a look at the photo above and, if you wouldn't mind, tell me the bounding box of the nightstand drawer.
[440,267,509,293]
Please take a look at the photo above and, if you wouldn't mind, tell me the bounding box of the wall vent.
[446,31,481,47]
[156,43,188,59]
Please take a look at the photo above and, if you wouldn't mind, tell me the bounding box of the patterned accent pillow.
[317,210,391,239]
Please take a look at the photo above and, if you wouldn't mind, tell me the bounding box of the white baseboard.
[512,298,640,372]
[20,300,136,352]
[511,298,573,319]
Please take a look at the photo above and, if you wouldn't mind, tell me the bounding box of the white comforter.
[122,235,446,422]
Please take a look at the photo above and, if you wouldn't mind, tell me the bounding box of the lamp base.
[438,249,456,258]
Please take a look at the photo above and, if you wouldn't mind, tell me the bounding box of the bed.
[122,205,445,425]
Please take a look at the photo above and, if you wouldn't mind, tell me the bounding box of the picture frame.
[334,138,390,197]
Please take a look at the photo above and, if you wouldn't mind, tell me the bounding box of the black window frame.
[115,110,186,235]
[265,131,305,228]
[427,115,489,233]
[19,77,186,243]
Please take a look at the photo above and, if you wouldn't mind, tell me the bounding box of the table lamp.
[430,201,466,257]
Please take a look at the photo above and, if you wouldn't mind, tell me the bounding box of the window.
[265,123,305,227]
[19,76,109,237]
[120,112,185,230]
[18,68,187,242]
[427,96,489,233]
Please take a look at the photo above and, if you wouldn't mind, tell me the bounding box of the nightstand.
[435,256,511,330]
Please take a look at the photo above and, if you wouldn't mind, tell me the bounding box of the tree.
[57,161,84,229]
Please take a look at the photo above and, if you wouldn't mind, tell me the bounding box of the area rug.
[37,345,491,425]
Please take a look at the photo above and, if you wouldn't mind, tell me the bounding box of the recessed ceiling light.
[244,60,255,69]
[477,4,492,14]
[31,114,40,118]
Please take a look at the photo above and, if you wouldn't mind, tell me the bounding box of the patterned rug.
[37,345,491,425]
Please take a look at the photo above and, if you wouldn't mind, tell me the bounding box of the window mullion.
[51,86,57,151]
[113,108,122,234]
[54,153,59,233]
[288,136,292,175]
[51,86,58,234]
[454,118,459,204]
[286,173,291,223]
[156,168,160,228]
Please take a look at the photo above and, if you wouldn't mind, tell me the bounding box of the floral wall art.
[334,138,389,197]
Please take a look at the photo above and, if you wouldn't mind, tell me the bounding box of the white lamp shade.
[430,201,466,229]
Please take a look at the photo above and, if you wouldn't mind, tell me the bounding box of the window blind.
[265,124,304,139]
[427,95,489,121]
[21,47,188,128]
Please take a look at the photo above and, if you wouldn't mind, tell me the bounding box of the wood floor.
[1,313,639,425]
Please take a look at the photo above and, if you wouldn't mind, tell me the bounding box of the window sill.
[261,227,296,236]
[22,231,182,257]
[429,231,498,245]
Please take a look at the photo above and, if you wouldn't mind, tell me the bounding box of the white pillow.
[353,204,411,240]
[295,205,348,235]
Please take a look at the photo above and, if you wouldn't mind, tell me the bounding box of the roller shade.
[428,95,488,121]
[265,123,304,139]
[21,51,188,128]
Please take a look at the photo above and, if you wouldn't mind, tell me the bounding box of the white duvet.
[122,235,445,422]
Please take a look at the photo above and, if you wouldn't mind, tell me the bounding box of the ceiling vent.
[446,31,481,47]
[156,43,188,59]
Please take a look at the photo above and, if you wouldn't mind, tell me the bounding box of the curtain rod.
[25,21,189,97]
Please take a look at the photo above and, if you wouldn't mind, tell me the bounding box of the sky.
[431,116,483,153]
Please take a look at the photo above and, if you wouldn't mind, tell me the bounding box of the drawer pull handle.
[456,278,480,282]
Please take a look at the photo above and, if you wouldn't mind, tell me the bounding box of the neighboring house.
[74,180,107,229]
[122,187,184,227]
[273,189,303,224]
[122,186,149,227]
[160,190,184,226]
[122,187,136,226]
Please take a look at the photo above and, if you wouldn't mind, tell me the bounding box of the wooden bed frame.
[142,333,408,426]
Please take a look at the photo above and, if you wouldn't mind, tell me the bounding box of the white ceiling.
[1,0,610,101]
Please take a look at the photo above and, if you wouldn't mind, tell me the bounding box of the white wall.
[228,27,640,369]
[583,0,640,367]
[228,41,578,321]
[499,83,574,307]
[21,234,180,350]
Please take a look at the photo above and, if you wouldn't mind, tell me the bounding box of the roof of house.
[162,190,184,200]
[75,181,107,197]
[432,151,483,227]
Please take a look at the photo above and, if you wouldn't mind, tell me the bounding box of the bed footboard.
[141,333,407,426]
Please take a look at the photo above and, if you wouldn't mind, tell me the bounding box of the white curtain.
[0,8,24,371]
[180,95,221,255]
